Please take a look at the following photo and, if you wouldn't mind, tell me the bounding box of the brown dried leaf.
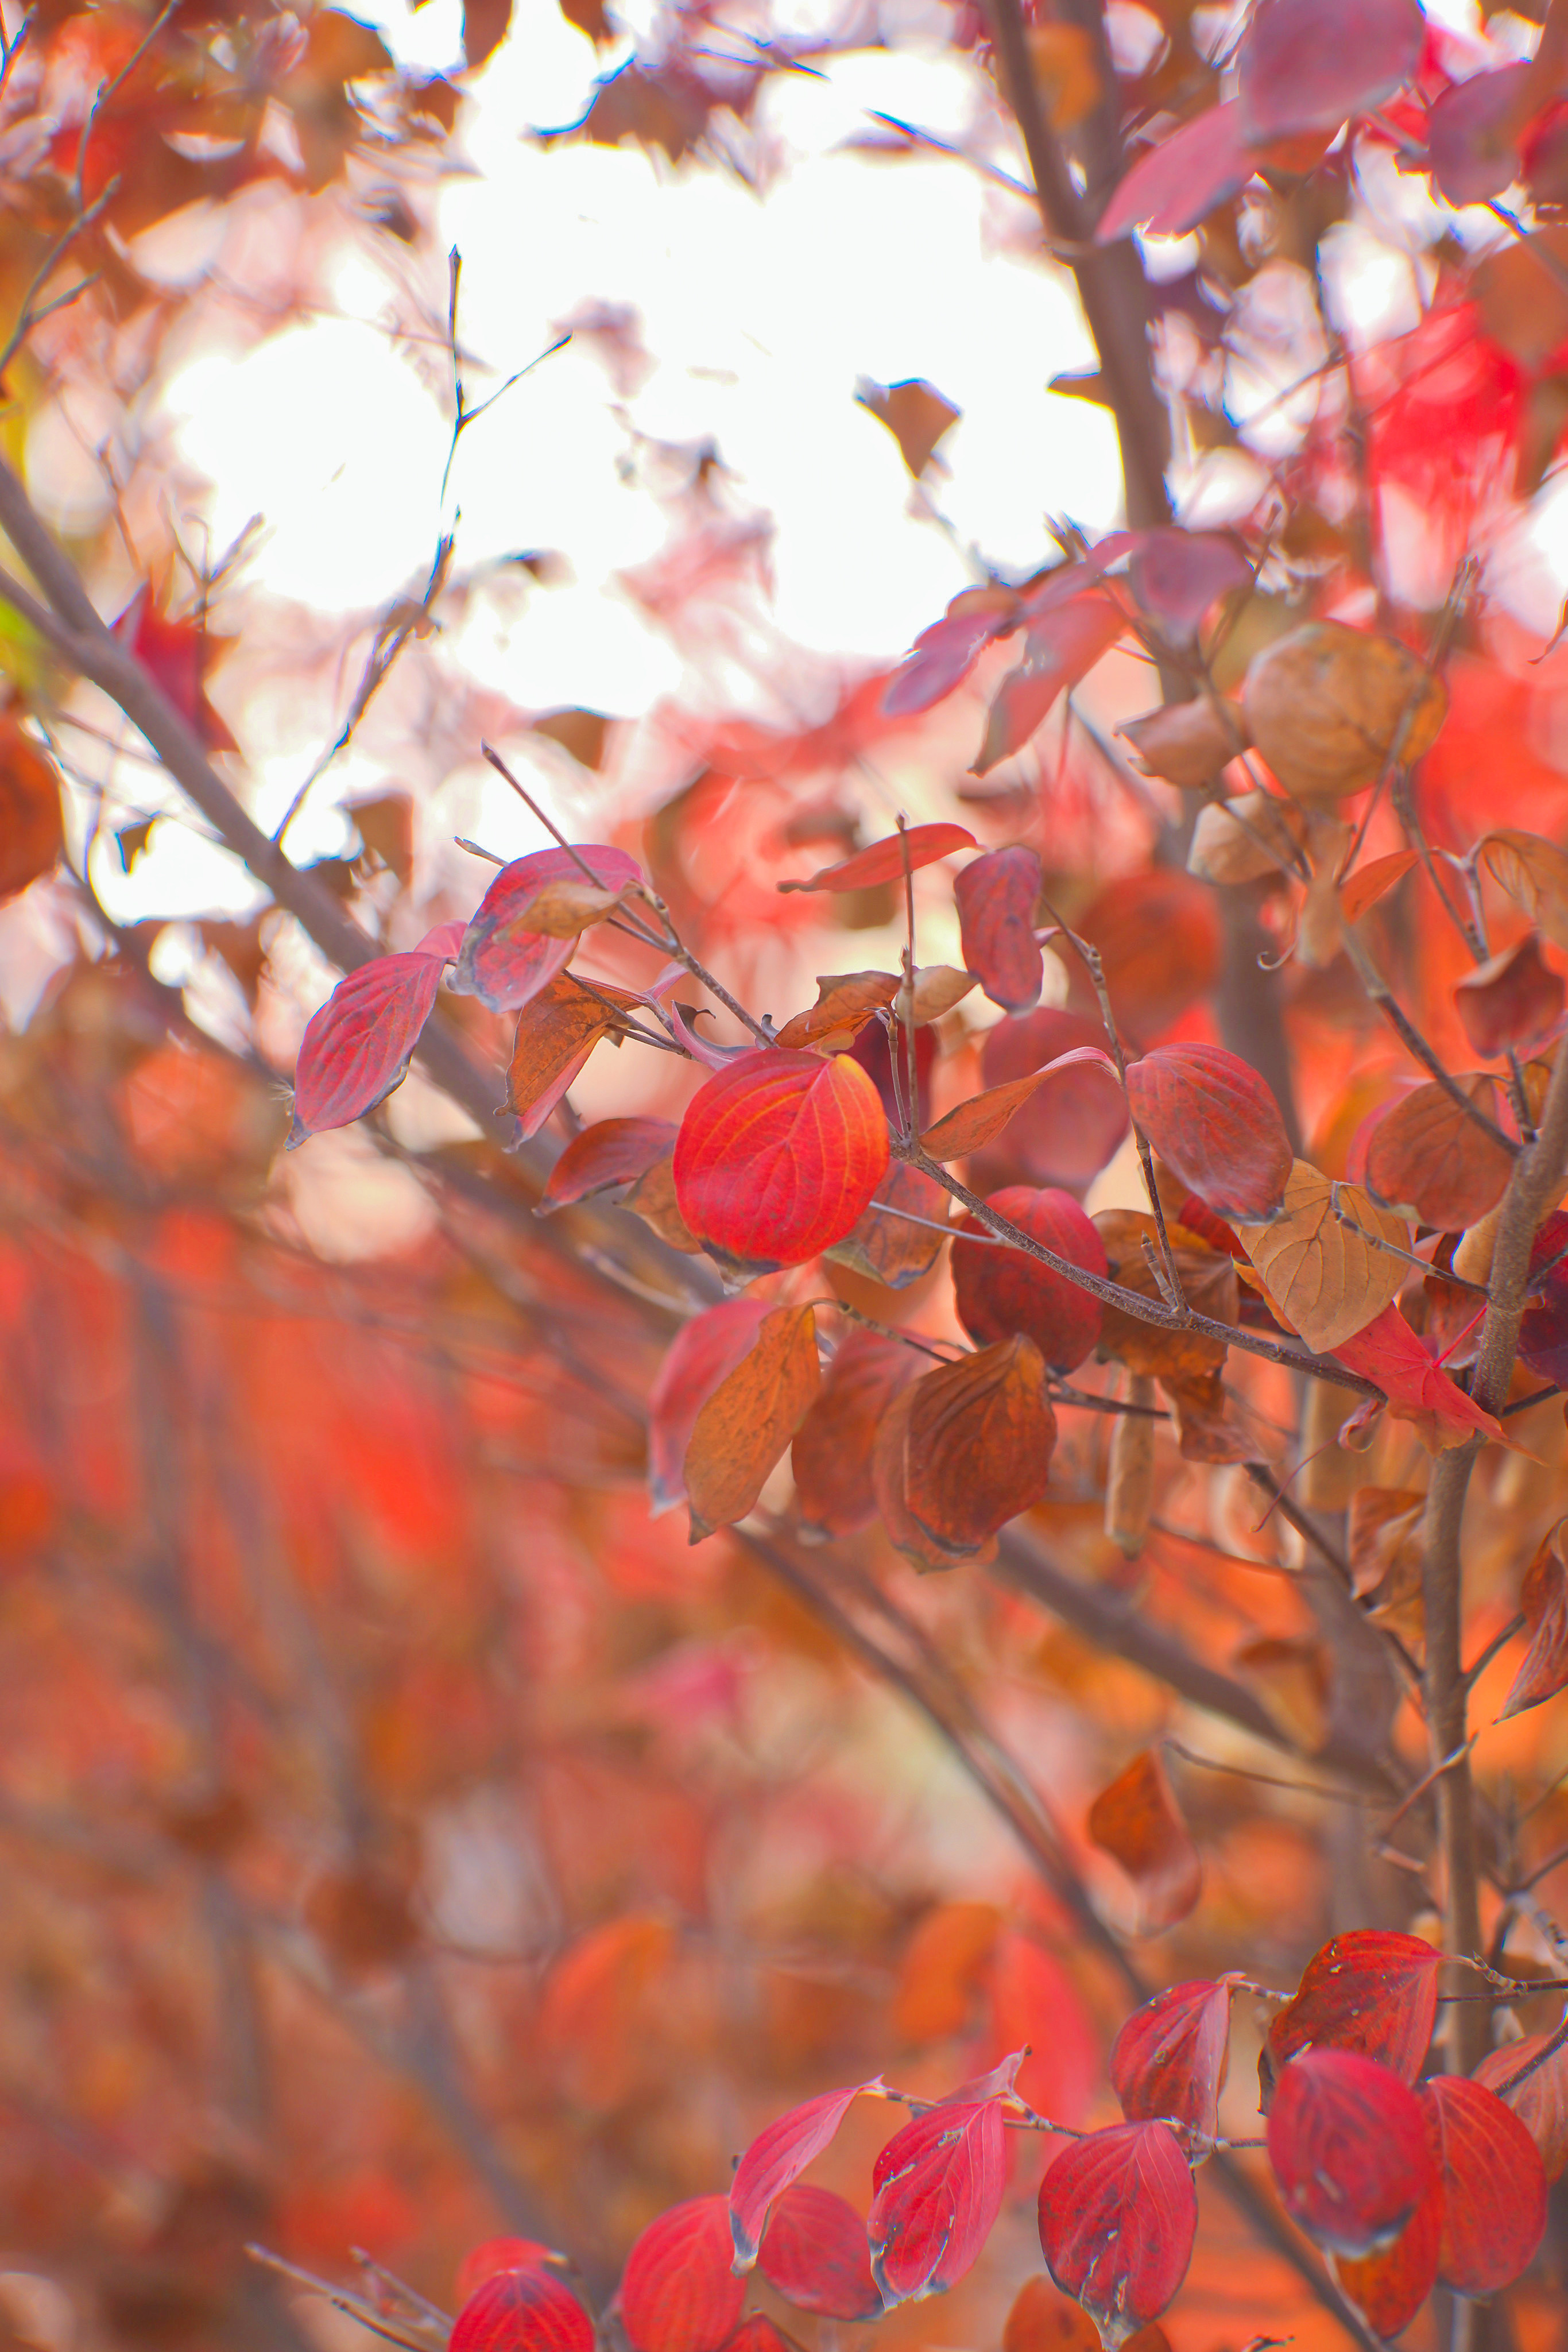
[1233,1635,1330,1751]
[1087,1749,1201,1935]
[1124,699,1246,791]
[1093,1212,1237,1380]
[1234,1160,1411,1355]
[826,1158,951,1289]
[1454,934,1565,1059]
[1348,1487,1426,1604]
[1363,1077,1513,1230]
[792,1330,919,1541]
[857,377,961,476]
[1501,1521,1568,1719]
[1241,622,1447,803]
[686,1305,822,1541]
[506,973,637,1125]
[872,1379,993,1571]
[775,971,899,1051]
[1481,830,1568,953]
[1186,788,1308,884]
[621,1154,704,1252]
[921,1045,1118,1161]
[902,1336,1056,1556]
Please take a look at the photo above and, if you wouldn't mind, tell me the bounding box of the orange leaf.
[776,823,975,893]
[0,721,63,902]
[792,1330,917,1539]
[1362,1076,1513,1229]
[506,973,637,1141]
[684,1304,822,1541]
[1338,848,1419,924]
[1086,1749,1200,1933]
[920,1046,1119,1160]
[902,1336,1056,1555]
[773,970,899,1050]
[1501,1521,1568,1718]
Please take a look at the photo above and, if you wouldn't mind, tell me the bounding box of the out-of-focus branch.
[1422,1042,1568,2068]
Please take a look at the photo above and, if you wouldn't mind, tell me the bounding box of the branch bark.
[1421,1040,1568,2067]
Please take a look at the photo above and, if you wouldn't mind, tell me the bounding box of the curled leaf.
[453,846,642,1011]
[955,846,1044,1012]
[981,1010,1128,1186]
[1124,698,1244,791]
[506,974,637,1140]
[777,824,975,893]
[1500,1521,1568,1719]
[1241,622,1446,803]
[774,970,898,1051]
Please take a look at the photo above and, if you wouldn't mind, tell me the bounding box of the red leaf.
[1454,933,1565,1058]
[988,1933,1100,2124]
[758,2183,879,2320]
[884,587,1023,717]
[1333,2178,1442,2341]
[776,823,975,893]
[974,595,1123,775]
[646,1299,770,1514]
[1086,1751,1201,1935]
[1475,2030,1568,2181]
[417,918,467,960]
[450,2265,593,2352]
[1076,872,1222,1046]
[1267,2049,1437,2255]
[452,846,642,1012]
[730,2078,882,2265]
[1237,0,1423,141]
[1428,63,1533,207]
[619,2198,745,2352]
[1267,1931,1441,2087]
[1110,1980,1232,2146]
[454,2243,556,2304]
[115,585,238,751]
[538,1118,680,1213]
[1124,1045,1292,1220]
[951,1186,1106,1374]
[1097,101,1253,242]
[288,948,448,1146]
[1501,1521,1568,1719]
[1127,532,1251,644]
[956,846,1045,1012]
[1330,1305,1502,1455]
[1420,2075,1547,2295]
[673,1050,890,1275]
[867,2061,1019,2306]
[981,1011,1129,1187]
[1037,2121,1198,2346]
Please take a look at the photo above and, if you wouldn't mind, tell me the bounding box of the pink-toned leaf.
[867,2060,1020,2307]
[776,823,975,894]
[1500,1522,1568,1719]
[1110,1979,1233,2146]
[1428,63,1534,207]
[730,2078,883,2265]
[1037,2121,1198,2347]
[673,1049,891,1276]
[757,2184,879,2320]
[1237,0,1424,141]
[1330,1305,1503,1455]
[1127,532,1251,644]
[1420,2075,1548,2295]
[537,1117,679,1213]
[669,1003,756,1070]
[1097,101,1253,242]
[288,949,447,1147]
[452,846,641,1012]
[1124,1043,1292,1220]
[450,2265,593,2352]
[884,588,1021,718]
[646,1298,770,1515]
[619,2197,744,2352]
[955,846,1044,1012]
[1267,2049,1437,2256]
[1476,2030,1568,2181]
[973,594,1124,776]
[416,918,467,960]
[1267,1931,1441,2087]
